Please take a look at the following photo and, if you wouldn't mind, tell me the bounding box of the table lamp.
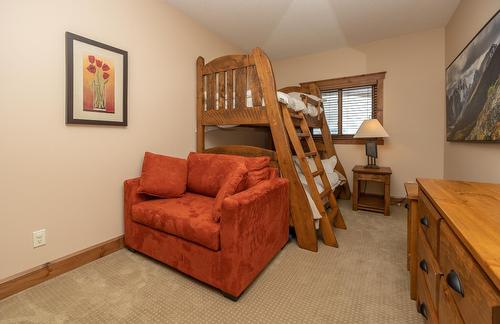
[353,119,389,168]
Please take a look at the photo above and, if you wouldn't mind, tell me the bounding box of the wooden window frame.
[301,72,386,145]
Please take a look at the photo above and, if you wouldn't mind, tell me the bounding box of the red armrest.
[124,178,149,208]
[220,177,289,252]
[218,177,289,296]
[124,178,150,246]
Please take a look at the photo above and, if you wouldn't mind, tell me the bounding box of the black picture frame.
[65,32,128,126]
[445,10,499,143]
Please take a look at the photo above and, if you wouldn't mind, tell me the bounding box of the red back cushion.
[247,167,270,188]
[138,152,187,198]
[187,152,270,196]
[245,155,271,171]
[268,167,279,179]
[212,164,248,222]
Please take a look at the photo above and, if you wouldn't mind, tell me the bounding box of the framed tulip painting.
[66,32,128,126]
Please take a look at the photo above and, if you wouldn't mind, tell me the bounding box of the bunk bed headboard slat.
[217,72,225,110]
[206,73,216,110]
[227,69,234,109]
[248,65,263,107]
[234,67,247,109]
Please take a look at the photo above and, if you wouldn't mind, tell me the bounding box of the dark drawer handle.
[419,260,428,273]
[418,302,429,320]
[446,270,464,297]
[420,216,429,227]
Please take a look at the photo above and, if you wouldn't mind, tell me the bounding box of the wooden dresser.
[414,179,500,324]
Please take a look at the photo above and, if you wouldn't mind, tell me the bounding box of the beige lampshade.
[353,119,389,138]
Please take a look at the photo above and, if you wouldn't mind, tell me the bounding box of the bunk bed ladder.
[282,109,346,247]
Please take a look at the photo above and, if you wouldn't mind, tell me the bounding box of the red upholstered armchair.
[124,152,289,300]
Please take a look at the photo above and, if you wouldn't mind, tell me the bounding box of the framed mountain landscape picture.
[66,32,128,126]
[446,10,499,142]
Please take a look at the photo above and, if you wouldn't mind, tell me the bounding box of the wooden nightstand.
[352,165,392,216]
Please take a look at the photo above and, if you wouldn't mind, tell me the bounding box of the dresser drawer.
[418,192,442,257]
[440,222,500,324]
[439,283,465,324]
[417,226,441,309]
[416,270,438,324]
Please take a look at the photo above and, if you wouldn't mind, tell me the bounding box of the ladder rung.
[296,133,310,138]
[304,151,317,157]
[311,170,323,177]
[320,188,331,199]
[290,113,303,119]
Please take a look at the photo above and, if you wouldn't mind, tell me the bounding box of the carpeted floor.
[0,200,422,323]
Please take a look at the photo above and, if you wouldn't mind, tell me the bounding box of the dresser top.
[404,182,418,200]
[417,178,500,290]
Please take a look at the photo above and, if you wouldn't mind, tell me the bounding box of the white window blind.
[314,85,374,136]
[341,86,373,135]
[320,90,338,134]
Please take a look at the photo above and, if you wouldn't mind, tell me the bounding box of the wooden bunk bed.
[196,47,351,252]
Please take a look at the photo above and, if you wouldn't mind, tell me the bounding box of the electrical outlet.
[33,229,46,248]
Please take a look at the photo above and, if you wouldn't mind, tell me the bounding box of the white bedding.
[203,90,322,118]
[292,155,345,229]
[286,92,323,117]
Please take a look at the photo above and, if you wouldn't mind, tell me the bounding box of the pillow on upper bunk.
[287,92,323,117]
[304,93,322,102]
[286,94,307,112]
[138,152,188,198]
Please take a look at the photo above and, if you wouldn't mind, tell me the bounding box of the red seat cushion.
[131,193,220,251]
[138,152,187,198]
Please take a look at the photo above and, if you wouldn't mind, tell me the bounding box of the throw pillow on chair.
[137,152,187,198]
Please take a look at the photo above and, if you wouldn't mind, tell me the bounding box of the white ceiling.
[164,0,460,59]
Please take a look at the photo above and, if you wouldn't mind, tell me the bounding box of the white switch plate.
[33,229,46,248]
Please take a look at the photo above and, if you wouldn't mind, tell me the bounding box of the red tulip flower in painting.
[87,64,96,74]
[83,55,114,113]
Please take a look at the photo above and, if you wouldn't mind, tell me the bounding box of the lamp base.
[365,154,379,169]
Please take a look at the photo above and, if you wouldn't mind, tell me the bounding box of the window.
[304,72,385,144]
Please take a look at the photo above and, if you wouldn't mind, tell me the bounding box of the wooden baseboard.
[0,235,124,300]
[391,196,407,205]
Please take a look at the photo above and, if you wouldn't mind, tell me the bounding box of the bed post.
[251,48,318,252]
[196,56,205,152]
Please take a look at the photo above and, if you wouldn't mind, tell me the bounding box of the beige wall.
[273,29,446,197]
[444,0,500,183]
[0,0,241,280]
